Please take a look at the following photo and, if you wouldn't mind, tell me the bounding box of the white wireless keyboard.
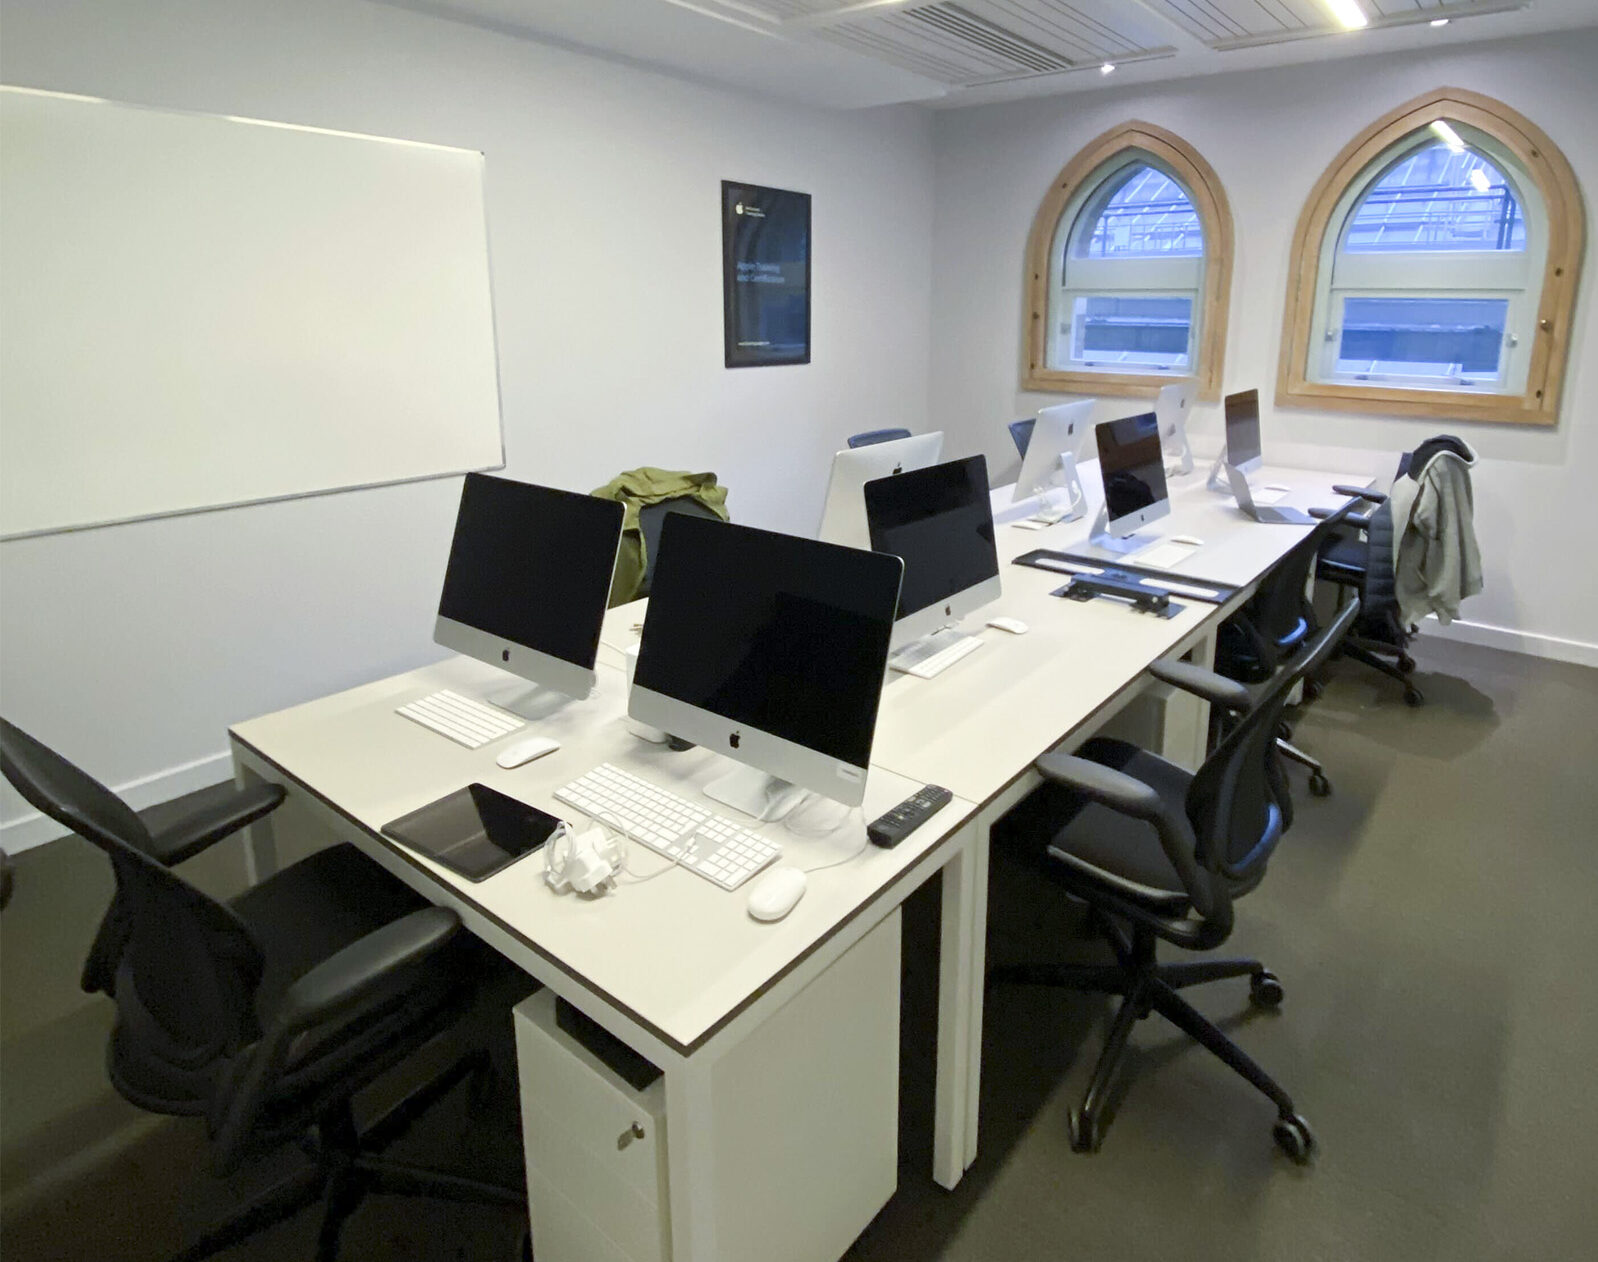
[555,763,781,891]
[888,627,984,679]
[396,690,525,749]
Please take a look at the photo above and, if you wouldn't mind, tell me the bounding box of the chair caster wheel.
[1403,686,1424,707]
[1308,772,1332,798]
[1398,655,1416,675]
[1272,1113,1316,1164]
[1250,970,1285,1008]
[1068,1108,1103,1154]
[1303,679,1324,702]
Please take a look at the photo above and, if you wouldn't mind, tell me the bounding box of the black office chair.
[0,719,527,1262]
[1314,484,1423,706]
[846,428,912,448]
[988,595,1360,1163]
[1213,512,1351,797]
[1009,418,1034,458]
[636,496,723,599]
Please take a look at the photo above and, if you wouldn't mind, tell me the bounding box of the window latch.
[1325,329,1338,342]
[1507,333,1519,348]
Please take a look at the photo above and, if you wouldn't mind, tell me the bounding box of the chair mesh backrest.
[638,496,723,595]
[1245,529,1324,660]
[1187,598,1360,878]
[846,428,912,449]
[1185,668,1297,877]
[0,720,264,1111]
[1009,418,1035,458]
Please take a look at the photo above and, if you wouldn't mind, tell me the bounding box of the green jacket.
[590,468,730,606]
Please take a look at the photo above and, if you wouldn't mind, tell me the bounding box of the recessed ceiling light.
[1430,119,1467,153]
[1100,62,1115,75]
[1323,0,1369,30]
[1431,17,1450,26]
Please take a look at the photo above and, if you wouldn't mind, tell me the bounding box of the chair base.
[1276,736,1331,797]
[1341,639,1423,706]
[173,1052,524,1262]
[989,920,1315,1164]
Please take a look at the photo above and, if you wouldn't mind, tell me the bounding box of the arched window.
[1279,88,1583,426]
[1025,122,1233,401]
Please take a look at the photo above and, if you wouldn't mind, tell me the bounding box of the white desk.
[232,458,1364,1257]
[230,654,978,1262]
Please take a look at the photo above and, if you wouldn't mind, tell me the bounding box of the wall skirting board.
[0,748,232,855]
[1422,617,1598,670]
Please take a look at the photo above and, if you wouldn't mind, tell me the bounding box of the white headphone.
[544,822,624,896]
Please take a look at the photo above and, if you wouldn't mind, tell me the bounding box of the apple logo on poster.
[943,604,952,616]
[729,731,742,750]
[892,463,903,475]
[502,648,511,662]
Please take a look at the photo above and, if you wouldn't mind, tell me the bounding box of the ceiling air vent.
[904,3,1076,75]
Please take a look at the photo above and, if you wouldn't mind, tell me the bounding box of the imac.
[1012,400,1094,519]
[817,431,944,548]
[630,513,903,821]
[1154,382,1195,477]
[1208,387,1264,490]
[1088,412,1171,556]
[434,473,624,711]
[865,455,1001,673]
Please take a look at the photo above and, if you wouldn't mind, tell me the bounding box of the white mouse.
[986,616,1029,635]
[746,865,808,921]
[495,736,561,769]
[1169,534,1204,547]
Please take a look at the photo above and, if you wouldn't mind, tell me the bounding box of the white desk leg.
[664,1056,720,1262]
[232,755,280,885]
[959,778,1042,1172]
[1159,629,1218,772]
[963,808,994,1171]
[933,825,976,1189]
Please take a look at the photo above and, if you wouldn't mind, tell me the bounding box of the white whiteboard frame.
[0,87,506,540]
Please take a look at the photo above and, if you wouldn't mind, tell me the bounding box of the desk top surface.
[232,655,975,1055]
[605,462,1365,805]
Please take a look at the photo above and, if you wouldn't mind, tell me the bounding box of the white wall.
[0,0,934,848]
[929,29,1598,666]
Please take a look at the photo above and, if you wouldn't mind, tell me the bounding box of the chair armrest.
[276,906,460,1031]
[1035,751,1165,820]
[1147,659,1253,712]
[144,782,287,866]
[1313,509,1371,531]
[1332,484,1386,503]
[1034,750,1223,921]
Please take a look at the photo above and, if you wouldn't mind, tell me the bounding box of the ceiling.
[375,0,1598,109]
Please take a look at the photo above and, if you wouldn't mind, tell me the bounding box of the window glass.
[1079,165,1203,259]
[1072,295,1192,369]
[1344,142,1524,253]
[1333,296,1509,381]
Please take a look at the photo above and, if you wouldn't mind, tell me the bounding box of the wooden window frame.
[1023,121,1233,402]
[1277,87,1585,427]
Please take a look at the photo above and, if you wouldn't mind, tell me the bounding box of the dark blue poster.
[722,181,811,368]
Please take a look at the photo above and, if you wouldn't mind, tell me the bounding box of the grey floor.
[4,637,1597,1261]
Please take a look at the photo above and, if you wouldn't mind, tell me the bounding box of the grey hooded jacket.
[1387,436,1482,627]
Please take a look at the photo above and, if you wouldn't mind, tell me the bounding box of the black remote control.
[868,785,953,848]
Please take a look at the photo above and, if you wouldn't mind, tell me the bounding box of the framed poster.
[722,180,811,368]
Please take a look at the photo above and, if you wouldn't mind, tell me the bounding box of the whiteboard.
[0,88,503,538]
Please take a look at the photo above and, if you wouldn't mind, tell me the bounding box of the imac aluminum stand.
[1087,503,1161,556]
[1041,453,1088,522]
[705,763,811,822]
[482,679,589,721]
[1207,453,1232,493]
[1165,420,1195,478]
